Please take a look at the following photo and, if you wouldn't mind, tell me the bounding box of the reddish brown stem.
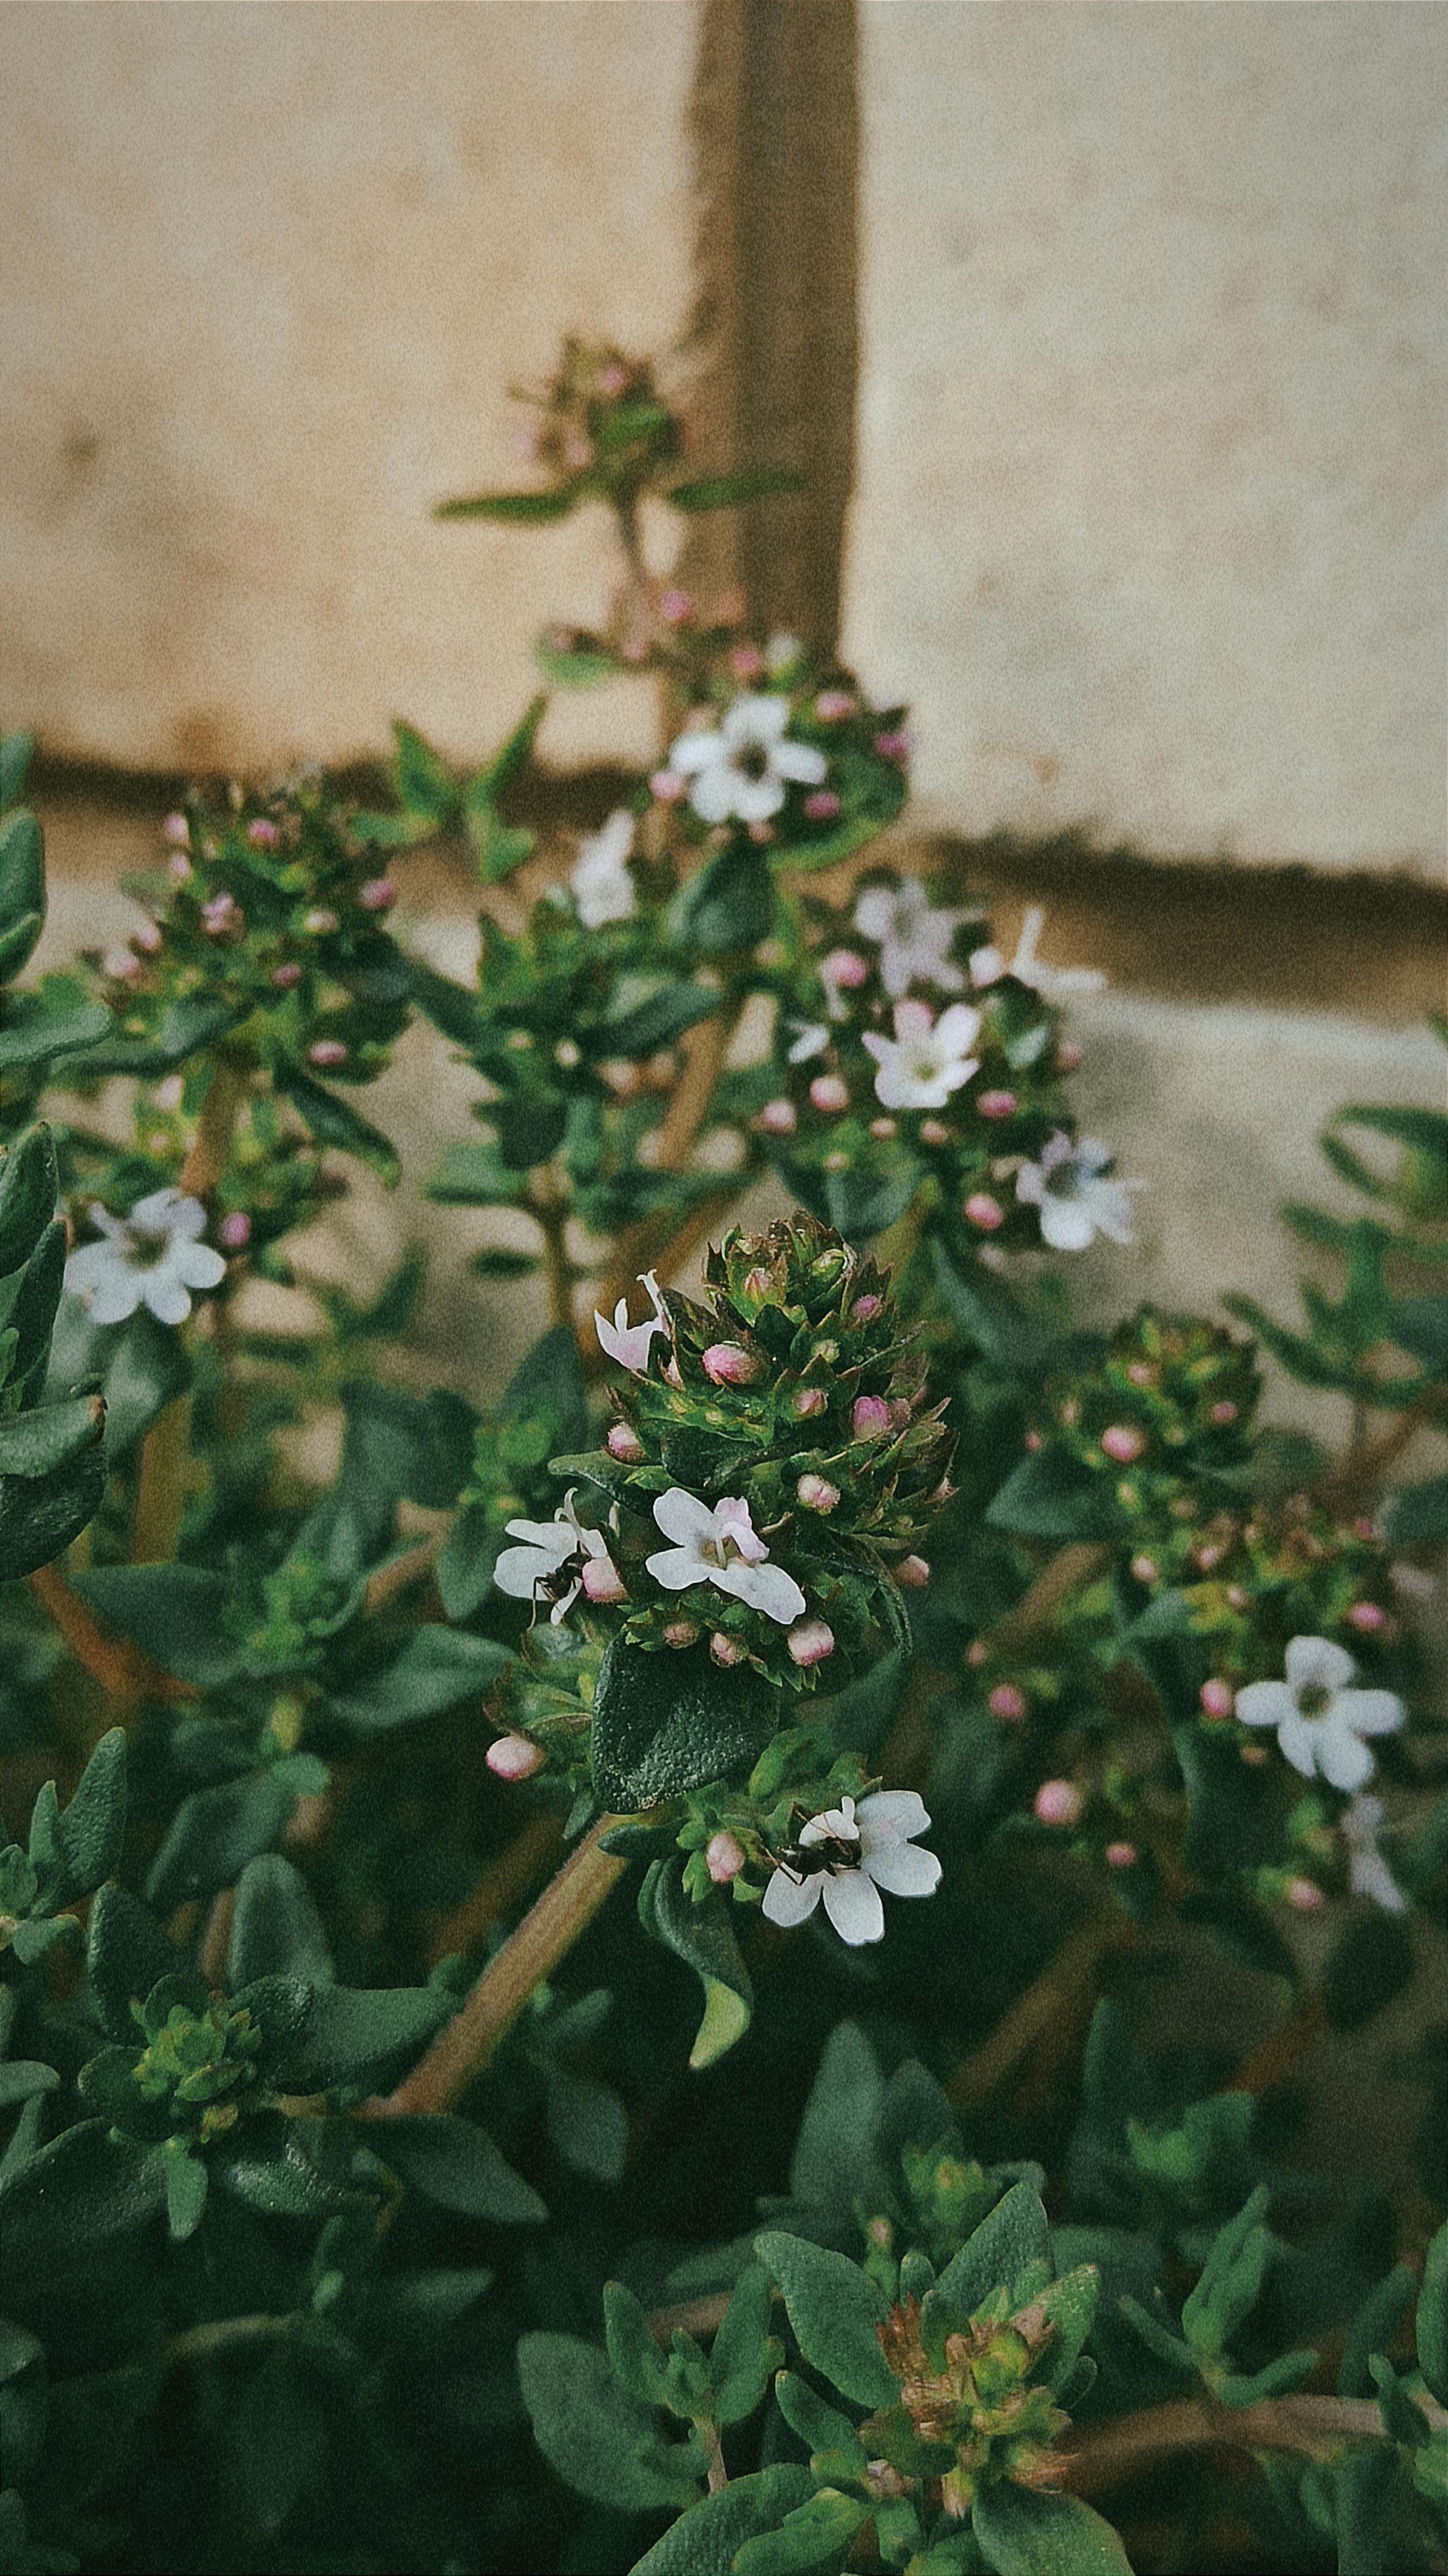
[26,1561,194,1711]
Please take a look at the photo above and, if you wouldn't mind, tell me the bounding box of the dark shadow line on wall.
[683,0,859,654]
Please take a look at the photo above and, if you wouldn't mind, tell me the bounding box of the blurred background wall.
[2,0,1444,1419]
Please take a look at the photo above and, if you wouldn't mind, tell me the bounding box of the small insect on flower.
[762,1791,941,1945]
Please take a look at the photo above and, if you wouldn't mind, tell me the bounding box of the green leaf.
[70,1564,238,1686]
[271,1982,450,2091]
[1322,1912,1415,2034]
[708,2263,781,2426]
[1382,1472,1448,1545]
[0,991,110,1071]
[971,2486,1131,2575]
[1333,2441,1400,2576]
[228,1855,334,1988]
[668,848,775,956]
[0,728,35,812]
[1221,1294,1357,1392]
[632,2475,818,2575]
[71,993,246,1077]
[481,691,549,797]
[733,2487,870,2575]
[601,975,721,1060]
[390,720,456,823]
[591,1638,774,1812]
[0,811,44,974]
[0,1438,106,1578]
[214,2118,365,2222]
[545,2065,629,2184]
[752,2231,896,2408]
[1388,1295,1448,1368]
[771,2372,868,2479]
[789,2019,884,2216]
[407,957,481,1046]
[532,635,618,689]
[145,1775,297,1910]
[668,466,804,514]
[0,1126,59,1271]
[275,1067,400,1185]
[935,2181,1053,2319]
[1418,2221,1448,2406]
[986,1452,1123,1541]
[0,2120,165,2284]
[374,2114,545,2223]
[933,1245,1056,1374]
[0,1391,104,1479]
[87,1884,178,2042]
[45,1726,126,1906]
[164,2143,209,2243]
[824,1157,919,1243]
[516,2331,702,2511]
[649,1856,754,2071]
[436,484,581,523]
[328,1627,509,1731]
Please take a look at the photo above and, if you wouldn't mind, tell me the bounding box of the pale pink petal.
[934,1005,982,1055]
[721,1558,808,1626]
[727,695,789,745]
[652,1488,718,1549]
[64,1243,120,1292]
[503,1518,575,1559]
[800,1802,857,1846]
[762,1868,824,1929]
[893,1000,935,1043]
[1235,1680,1297,1730]
[688,763,739,826]
[130,1186,187,1232]
[1084,1181,1137,1246]
[715,1497,766,1562]
[1285,1636,1356,1696]
[492,1544,556,1600]
[645,1547,708,1593]
[822,1870,885,1945]
[163,1194,209,1242]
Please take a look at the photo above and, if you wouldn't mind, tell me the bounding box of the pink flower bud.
[869,1117,898,1140]
[787,1618,835,1667]
[759,1097,797,1135]
[1225,1585,1249,1611]
[486,1734,544,1783]
[897,1555,931,1588]
[1200,1678,1235,1720]
[1035,1780,1081,1827]
[1105,1841,1138,1870]
[919,1119,951,1146]
[814,690,856,720]
[797,1472,840,1513]
[965,1193,1004,1230]
[793,1385,826,1418]
[1353,1515,1377,1541]
[852,1294,883,1321]
[804,791,841,821]
[658,587,692,625]
[271,962,303,990]
[874,729,909,761]
[747,819,773,845]
[709,1632,744,1668]
[989,1684,1026,1722]
[820,1151,849,1173]
[703,1342,757,1387]
[809,1074,849,1114]
[200,892,237,932]
[1127,1362,1153,1387]
[163,812,190,847]
[852,1394,890,1442]
[607,1421,644,1462]
[359,877,397,913]
[1056,1040,1083,1071]
[1285,1876,1325,1911]
[1100,1424,1144,1464]
[1348,1601,1386,1632]
[706,1830,746,1883]
[1130,1554,1160,1585]
[304,908,339,936]
[730,645,765,681]
[581,1557,627,1606]
[131,919,163,955]
[154,1074,185,1111]
[309,1040,347,1068]
[103,948,140,981]
[650,768,687,804]
[663,1620,698,1649]
[246,817,280,850]
[978,1090,1016,1119]
[596,360,630,398]
[218,1211,252,1251]
[1024,1428,1044,1452]
[821,948,868,989]
[1210,1399,1238,1425]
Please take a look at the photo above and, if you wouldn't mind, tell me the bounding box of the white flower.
[786,1019,830,1064]
[970,906,1104,1000]
[570,809,636,929]
[853,876,977,999]
[1342,1792,1407,1913]
[1015,1133,1141,1252]
[595,1271,668,1372]
[668,695,827,826]
[862,1001,981,1111]
[1236,1637,1405,1793]
[64,1187,226,1328]
[761,1790,942,1945]
[492,1491,622,1625]
[645,1489,806,1626]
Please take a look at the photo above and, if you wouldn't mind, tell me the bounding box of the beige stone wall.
[0,0,701,777]
[845,2,1447,874]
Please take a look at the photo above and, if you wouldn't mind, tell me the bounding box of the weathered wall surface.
[844,2,1447,874]
[0,0,701,777]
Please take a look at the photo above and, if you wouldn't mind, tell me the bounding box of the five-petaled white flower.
[1342,1792,1407,1913]
[853,876,977,999]
[862,1001,981,1111]
[1236,1637,1404,1793]
[968,906,1105,1001]
[64,1187,226,1328]
[570,809,636,929]
[761,1790,942,1945]
[595,1271,668,1373]
[645,1489,806,1626]
[492,1491,623,1625]
[668,695,827,826]
[1015,1133,1141,1252]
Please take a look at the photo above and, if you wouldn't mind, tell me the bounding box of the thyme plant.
[0,340,1444,2576]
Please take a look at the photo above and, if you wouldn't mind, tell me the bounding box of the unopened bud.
[797,1472,840,1513]
[759,1097,797,1135]
[246,817,280,849]
[897,1555,930,1588]
[709,1632,744,1668]
[359,877,397,912]
[163,812,190,847]
[658,587,692,626]
[703,1342,757,1387]
[821,947,868,988]
[852,1393,890,1441]
[663,1620,697,1649]
[1104,1841,1138,1869]
[1056,1039,1083,1071]
[132,919,163,955]
[650,768,687,804]
[706,1830,746,1883]
[919,1119,951,1146]
[809,1074,850,1115]
[786,1618,835,1667]
[271,961,303,990]
[309,1040,348,1068]
[852,1294,883,1321]
[815,691,856,721]
[978,1089,1016,1118]
[1130,1554,1160,1584]
[989,1684,1026,1722]
[1285,1876,1324,1910]
[1035,1780,1081,1826]
[581,1557,627,1606]
[607,1421,644,1462]
[1348,1601,1386,1632]
[487,1734,544,1782]
[869,1117,898,1140]
[965,1193,1004,1229]
[218,1211,252,1251]
[1100,1424,1143,1463]
[303,908,339,936]
[793,1385,827,1418]
[804,790,840,821]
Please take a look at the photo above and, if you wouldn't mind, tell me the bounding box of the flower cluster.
[1029,1307,1262,1499]
[865,2281,1076,2517]
[754,868,1133,1258]
[119,1978,262,2145]
[64,1184,224,1328]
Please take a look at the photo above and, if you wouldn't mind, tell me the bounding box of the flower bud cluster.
[1031,1309,1262,1505]
[754,869,1094,1257]
[583,1218,953,1690]
[864,2279,1074,2515]
[125,1979,262,2144]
